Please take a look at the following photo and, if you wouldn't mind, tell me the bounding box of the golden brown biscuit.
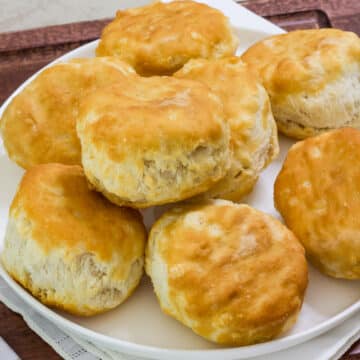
[275,128,360,279]
[175,57,279,201]
[96,0,238,76]
[146,200,308,346]
[0,58,135,168]
[1,163,146,316]
[242,29,360,139]
[77,76,230,208]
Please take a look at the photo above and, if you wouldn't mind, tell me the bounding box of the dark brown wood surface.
[241,0,360,33]
[0,0,359,359]
[0,302,61,359]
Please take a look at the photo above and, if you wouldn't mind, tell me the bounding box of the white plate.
[0,1,359,359]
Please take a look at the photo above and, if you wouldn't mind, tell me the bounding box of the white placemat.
[0,276,359,360]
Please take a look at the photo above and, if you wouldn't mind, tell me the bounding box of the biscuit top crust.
[175,57,266,139]
[0,58,135,168]
[242,29,360,102]
[150,202,307,343]
[10,164,146,273]
[175,57,278,173]
[274,128,360,277]
[96,0,238,75]
[77,76,227,162]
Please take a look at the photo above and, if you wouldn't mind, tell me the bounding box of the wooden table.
[0,0,359,358]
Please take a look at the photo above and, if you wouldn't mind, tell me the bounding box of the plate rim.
[1,265,359,360]
[0,2,359,359]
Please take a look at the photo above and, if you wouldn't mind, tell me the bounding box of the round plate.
[0,1,359,359]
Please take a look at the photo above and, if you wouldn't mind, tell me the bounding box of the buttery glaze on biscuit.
[242,29,360,139]
[275,128,360,279]
[175,57,279,201]
[146,201,308,345]
[77,76,230,208]
[0,58,135,168]
[1,164,146,316]
[96,0,238,75]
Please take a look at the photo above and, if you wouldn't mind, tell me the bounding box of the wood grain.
[241,0,360,34]
[0,302,61,359]
[0,0,359,358]
[0,19,110,52]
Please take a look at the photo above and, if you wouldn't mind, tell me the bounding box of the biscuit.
[146,200,308,345]
[1,163,146,316]
[76,76,230,208]
[175,57,279,201]
[241,29,360,139]
[0,57,135,168]
[274,128,360,279]
[96,0,238,76]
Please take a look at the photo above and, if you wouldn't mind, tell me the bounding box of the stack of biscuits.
[0,0,359,347]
